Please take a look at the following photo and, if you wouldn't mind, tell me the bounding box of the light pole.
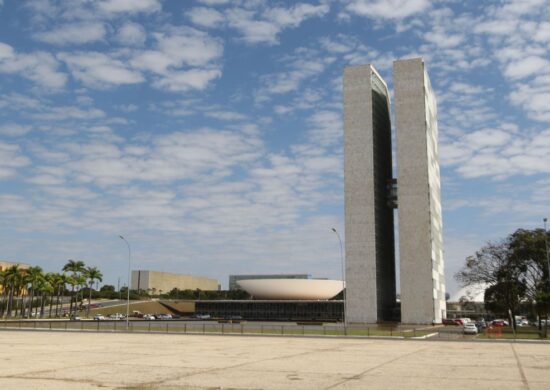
[544,218,550,281]
[119,235,131,328]
[331,228,346,325]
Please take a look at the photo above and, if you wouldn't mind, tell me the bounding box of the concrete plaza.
[1,330,549,389]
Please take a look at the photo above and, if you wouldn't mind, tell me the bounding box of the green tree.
[24,266,44,318]
[3,265,25,318]
[456,228,550,330]
[84,266,103,317]
[62,259,86,315]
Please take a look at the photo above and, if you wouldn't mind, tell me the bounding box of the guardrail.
[0,319,435,338]
[1,320,546,340]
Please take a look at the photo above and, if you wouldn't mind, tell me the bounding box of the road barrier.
[1,319,546,340]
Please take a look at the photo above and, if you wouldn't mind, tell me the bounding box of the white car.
[94,314,106,321]
[143,314,156,320]
[463,323,478,335]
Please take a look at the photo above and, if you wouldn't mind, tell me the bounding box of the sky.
[0,0,549,294]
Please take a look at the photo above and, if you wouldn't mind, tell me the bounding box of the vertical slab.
[394,58,446,324]
[344,65,396,323]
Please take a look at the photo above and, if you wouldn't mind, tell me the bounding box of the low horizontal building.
[229,274,310,290]
[131,270,219,293]
[195,300,344,321]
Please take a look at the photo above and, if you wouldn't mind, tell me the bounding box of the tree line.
[0,259,102,319]
[456,228,550,330]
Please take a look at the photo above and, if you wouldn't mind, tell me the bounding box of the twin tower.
[344,58,446,324]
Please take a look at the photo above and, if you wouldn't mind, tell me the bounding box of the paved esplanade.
[1,331,549,389]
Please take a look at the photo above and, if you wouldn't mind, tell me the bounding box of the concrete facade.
[343,65,396,323]
[343,58,445,324]
[394,58,446,324]
[131,270,219,293]
[229,274,309,291]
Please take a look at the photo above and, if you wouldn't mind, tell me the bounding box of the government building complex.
[344,57,446,324]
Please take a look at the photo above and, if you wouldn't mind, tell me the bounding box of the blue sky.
[0,0,549,294]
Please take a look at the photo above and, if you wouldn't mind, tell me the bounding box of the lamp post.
[119,235,131,329]
[331,228,346,325]
[544,218,550,281]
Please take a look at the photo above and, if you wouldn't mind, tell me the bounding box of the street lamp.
[544,218,550,282]
[331,228,346,325]
[119,235,131,329]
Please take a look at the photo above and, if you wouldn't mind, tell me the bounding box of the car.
[463,323,478,335]
[70,315,81,321]
[94,314,106,321]
[156,314,173,320]
[143,314,156,320]
[475,320,487,329]
[109,313,124,320]
[442,318,460,326]
[491,319,507,327]
[194,314,211,320]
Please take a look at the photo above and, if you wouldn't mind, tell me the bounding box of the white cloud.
[442,126,550,178]
[187,7,225,28]
[263,3,329,28]
[205,110,247,121]
[115,22,146,46]
[27,174,65,186]
[0,42,67,88]
[307,111,342,147]
[152,68,222,92]
[226,3,329,45]
[503,56,550,80]
[34,22,106,45]
[346,0,430,20]
[97,0,161,14]
[130,27,223,92]
[0,142,30,179]
[58,51,145,87]
[40,128,263,187]
[198,0,231,5]
[31,106,106,121]
[256,48,333,101]
[0,123,32,137]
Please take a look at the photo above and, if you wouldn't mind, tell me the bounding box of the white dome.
[449,283,489,303]
[237,279,344,300]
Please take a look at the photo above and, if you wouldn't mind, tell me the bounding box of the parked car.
[109,313,124,320]
[463,323,478,335]
[70,315,81,321]
[475,319,487,329]
[156,314,173,320]
[194,314,211,320]
[442,318,463,326]
[491,319,508,327]
[94,314,106,321]
[143,314,156,320]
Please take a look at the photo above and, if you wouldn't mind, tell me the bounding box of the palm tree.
[36,277,53,318]
[84,266,103,317]
[47,273,64,318]
[25,266,44,318]
[62,259,86,315]
[4,265,23,318]
[0,269,7,317]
